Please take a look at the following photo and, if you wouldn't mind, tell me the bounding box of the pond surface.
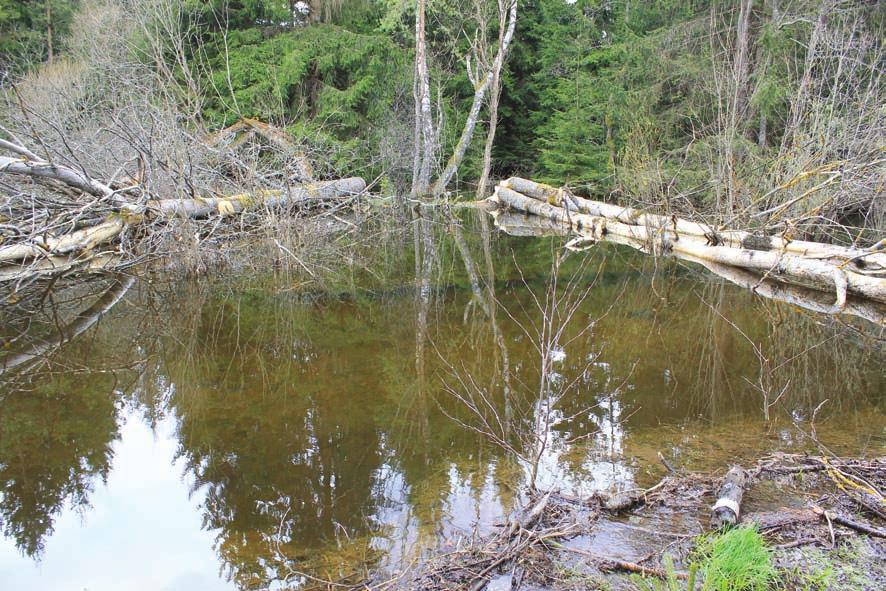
[0,209,883,590]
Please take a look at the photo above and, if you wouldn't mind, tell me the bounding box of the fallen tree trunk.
[493,186,886,304]
[491,210,885,324]
[501,177,886,271]
[0,179,366,278]
[0,253,123,282]
[148,177,366,218]
[0,218,127,265]
[0,155,130,207]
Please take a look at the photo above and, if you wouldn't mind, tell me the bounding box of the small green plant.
[631,554,698,591]
[695,526,776,591]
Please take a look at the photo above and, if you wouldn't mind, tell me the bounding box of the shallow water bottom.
[0,211,882,589]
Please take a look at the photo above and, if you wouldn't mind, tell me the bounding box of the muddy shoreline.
[356,454,886,591]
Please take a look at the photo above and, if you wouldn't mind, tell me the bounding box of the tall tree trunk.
[475,70,501,199]
[432,0,517,197]
[411,0,435,198]
[46,1,54,64]
[475,0,512,199]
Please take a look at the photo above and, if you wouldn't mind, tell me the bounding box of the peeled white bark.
[502,177,886,270]
[0,155,125,206]
[0,175,365,278]
[491,210,885,324]
[493,186,886,303]
[0,218,127,264]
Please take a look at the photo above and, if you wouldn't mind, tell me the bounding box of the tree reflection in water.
[0,209,881,589]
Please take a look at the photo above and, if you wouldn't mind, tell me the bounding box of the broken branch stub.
[711,466,748,528]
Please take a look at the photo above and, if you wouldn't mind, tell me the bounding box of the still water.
[0,209,883,590]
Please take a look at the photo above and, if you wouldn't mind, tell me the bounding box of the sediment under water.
[0,209,882,590]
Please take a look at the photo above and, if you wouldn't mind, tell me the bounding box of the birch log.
[148,177,366,217]
[502,177,886,270]
[0,178,365,272]
[0,155,126,206]
[493,186,886,303]
[490,210,885,324]
[0,218,127,264]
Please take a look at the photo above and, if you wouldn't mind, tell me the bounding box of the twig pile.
[0,131,366,287]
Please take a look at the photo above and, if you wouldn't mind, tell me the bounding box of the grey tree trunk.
[431,0,517,197]
[475,0,513,199]
[411,0,435,198]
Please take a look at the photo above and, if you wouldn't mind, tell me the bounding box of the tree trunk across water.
[492,182,886,304]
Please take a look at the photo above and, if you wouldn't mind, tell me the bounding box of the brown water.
[0,209,883,590]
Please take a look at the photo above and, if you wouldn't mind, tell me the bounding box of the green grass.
[631,554,698,591]
[696,526,776,591]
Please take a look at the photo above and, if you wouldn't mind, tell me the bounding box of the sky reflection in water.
[0,211,882,590]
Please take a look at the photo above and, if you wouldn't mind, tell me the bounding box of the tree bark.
[475,0,512,199]
[148,177,365,218]
[411,0,435,198]
[431,0,517,197]
[493,185,886,303]
[501,177,886,270]
[711,466,748,528]
[0,156,123,205]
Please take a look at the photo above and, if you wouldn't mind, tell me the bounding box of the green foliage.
[201,23,411,176]
[631,528,774,591]
[631,554,698,591]
[0,0,78,72]
[695,526,776,591]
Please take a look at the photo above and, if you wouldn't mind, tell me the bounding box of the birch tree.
[410,0,518,199]
[430,0,516,197]
[476,0,515,199]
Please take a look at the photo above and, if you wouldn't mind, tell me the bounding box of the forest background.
[1,0,883,243]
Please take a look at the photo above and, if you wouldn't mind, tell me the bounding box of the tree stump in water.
[711,466,748,528]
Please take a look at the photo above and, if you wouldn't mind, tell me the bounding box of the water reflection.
[0,208,882,589]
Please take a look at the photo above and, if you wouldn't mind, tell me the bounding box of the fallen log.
[148,177,365,218]
[0,155,123,204]
[681,254,886,325]
[0,218,127,265]
[502,177,886,270]
[491,210,885,324]
[492,187,886,304]
[0,178,366,278]
[0,253,123,282]
[711,466,748,528]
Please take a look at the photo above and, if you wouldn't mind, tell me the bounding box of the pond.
[0,208,883,590]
